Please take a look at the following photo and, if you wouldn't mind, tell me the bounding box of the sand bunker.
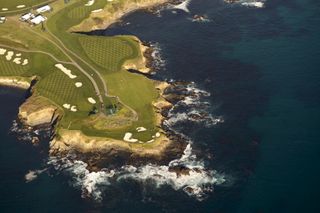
[71,106,77,112]
[13,58,21,64]
[16,53,22,57]
[6,51,14,61]
[55,64,77,79]
[22,59,28,66]
[63,103,71,109]
[17,5,26,9]
[146,139,154,143]
[155,132,161,138]
[136,127,147,132]
[91,9,103,13]
[0,48,6,55]
[85,0,95,6]
[88,97,96,104]
[75,82,83,88]
[123,132,138,143]
[2,8,8,11]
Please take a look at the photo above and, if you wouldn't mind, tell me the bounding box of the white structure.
[20,13,35,22]
[0,16,6,24]
[30,15,47,25]
[36,5,51,13]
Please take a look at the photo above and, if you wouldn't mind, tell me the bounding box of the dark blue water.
[1,0,320,212]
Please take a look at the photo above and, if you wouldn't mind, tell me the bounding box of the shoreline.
[70,0,170,32]
[0,76,33,90]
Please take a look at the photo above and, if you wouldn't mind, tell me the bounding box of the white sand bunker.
[2,8,8,11]
[17,5,26,9]
[75,82,83,87]
[16,53,21,57]
[91,9,102,13]
[6,51,14,61]
[13,58,21,64]
[55,64,77,79]
[0,48,6,55]
[107,0,113,2]
[85,0,95,6]
[88,97,96,104]
[146,139,154,143]
[70,106,77,112]
[123,132,138,143]
[22,59,28,66]
[152,132,161,139]
[63,103,71,109]
[136,127,147,132]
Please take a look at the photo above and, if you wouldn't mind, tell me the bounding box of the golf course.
[0,0,173,157]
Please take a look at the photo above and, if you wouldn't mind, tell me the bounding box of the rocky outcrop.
[0,76,33,89]
[70,0,168,32]
[50,129,173,159]
[19,95,61,127]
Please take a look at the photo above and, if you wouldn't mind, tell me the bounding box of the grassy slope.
[0,0,160,142]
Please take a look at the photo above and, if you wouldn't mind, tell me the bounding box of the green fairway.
[79,36,135,71]
[0,52,30,76]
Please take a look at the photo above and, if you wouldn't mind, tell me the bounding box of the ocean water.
[1,0,320,212]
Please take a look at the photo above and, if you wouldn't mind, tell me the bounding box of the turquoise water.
[1,0,320,212]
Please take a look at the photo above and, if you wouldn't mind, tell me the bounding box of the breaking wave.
[48,143,225,201]
[164,81,223,128]
[149,42,166,71]
[225,0,266,8]
[25,169,46,183]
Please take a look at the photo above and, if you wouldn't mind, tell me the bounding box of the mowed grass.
[0,54,30,76]
[79,36,134,71]
[0,48,99,129]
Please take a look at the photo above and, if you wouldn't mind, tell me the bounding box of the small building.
[36,5,51,14]
[0,17,6,24]
[20,13,35,22]
[30,15,47,25]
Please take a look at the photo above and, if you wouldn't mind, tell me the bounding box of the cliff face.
[18,95,61,127]
[50,129,173,159]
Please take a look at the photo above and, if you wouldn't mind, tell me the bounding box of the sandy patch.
[22,59,29,66]
[71,106,77,112]
[123,132,138,143]
[85,0,95,6]
[55,64,77,79]
[146,139,155,143]
[63,103,71,109]
[155,132,161,138]
[0,48,6,55]
[13,58,21,64]
[17,5,26,9]
[2,8,8,11]
[91,9,103,13]
[16,53,22,57]
[75,82,83,87]
[88,97,96,104]
[136,127,147,132]
[6,51,14,61]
